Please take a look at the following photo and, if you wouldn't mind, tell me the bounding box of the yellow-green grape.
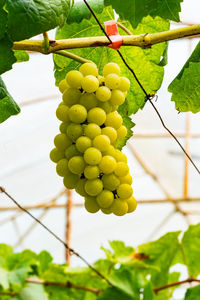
[111,104,119,112]
[59,79,69,93]
[56,104,69,122]
[117,125,127,139]
[96,86,111,102]
[111,199,128,216]
[103,62,120,76]
[84,147,102,165]
[66,70,83,89]
[126,196,137,213]
[62,88,81,107]
[87,107,106,126]
[113,149,127,163]
[105,111,123,129]
[54,134,72,150]
[96,190,114,208]
[84,179,103,196]
[101,127,117,143]
[98,75,105,85]
[50,148,65,163]
[66,123,83,142]
[110,90,125,106]
[79,62,98,76]
[93,135,110,152]
[65,144,81,160]
[84,196,100,213]
[99,155,116,174]
[59,122,69,133]
[101,207,112,214]
[68,156,86,174]
[102,173,120,191]
[63,173,80,189]
[84,123,101,140]
[69,104,87,124]
[119,173,133,185]
[114,162,129,177]
[103,145,116,157]
[119,77,130,91]
[105,73,121,90]
[81,75,99,93]
[75,178,88,197]
[56,159,69,177]
[79,93,98,110]
[84,165,99,179]
[98,101,113,113]
[76,136,92,153]
[117,184,133,199]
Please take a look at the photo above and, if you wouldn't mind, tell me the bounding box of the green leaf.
[184,285,200,300]
[67,0,104,24]
[0,77,20,123]
[138,231,181,286]
[0,268,9,289]
[104,0,183,28]
[6,0,71,41]
[97,287,134,300]
[117,105,135,149]
[143,282,154,300]
[181,223,200,277]
[0,35,16,75]
[19,281,48,300]
[0,8,7,39]
[8,266,30,292]
[101,241,134,263]
[37,251,53,275]
[14,51,29,63]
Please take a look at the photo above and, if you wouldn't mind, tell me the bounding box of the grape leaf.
[0,8,7,39]
[97,287,135,300]
[5,0,71,41]
[0,268,9,289]
[101,241,134,263]
[184,285,200,300]
[67,0,104,24]
[0,77,20,123]
[104,0,183,28]
[143,282,154,300]
[19,281,48,300]
[168,41,200,113]
[8,267,30,292]
[14,51,29,63]
[0,35,16,75]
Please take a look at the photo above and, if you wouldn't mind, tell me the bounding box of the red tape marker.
[104,20,122,50]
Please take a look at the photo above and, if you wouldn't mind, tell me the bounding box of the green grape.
[50,148,65,163]
[66,70,83,89]
[119,173,132,185]
[98,75,105,85]
[111,199,128,216]
[105,73,121,90]
[96,190,114,208]
[59,79,69,93]
[93,135,110,152]
[105,111,123,129]
[119,77,130,91]
[101,207,112,214]
[84,179,103,196]
[84,196,100,213]
[66,123,83,142]
[102,173,120,191]
[111,104,119,112]
[76,136,92,153]
[126,196,137,213]
[99,155,116,174]
[84,165,99,179]
[84,147,102,165]
[103,62,120,76]
[56,158,69,177]
[113,149,127,163]
[98,101,112,113]
[69,104,87,124]
[68,156,86,175]
[63,173,80,189]
[75,178,88,197]
[79,93,98,110]
[87,108,106,126]
[81,75,99,93]
[56,104,69,122]
[114,162,129,177]
[103,145,116,157]
[117,184,133,199]
[79,62,98,76]
[65,144,81,160]
[101,127,117,143]
[59,122,69,133]
[110,89,125,105]
[62,88,81,107]
[117,125,127,139]
[84,123,101,139]
[96,86,111,102]
[54,134,72,150]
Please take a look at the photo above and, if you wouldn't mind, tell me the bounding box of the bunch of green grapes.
[50,62,137,216]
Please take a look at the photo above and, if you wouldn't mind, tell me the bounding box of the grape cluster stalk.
[50,62,137,216]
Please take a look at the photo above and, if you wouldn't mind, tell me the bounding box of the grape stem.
[54,50,91,64]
